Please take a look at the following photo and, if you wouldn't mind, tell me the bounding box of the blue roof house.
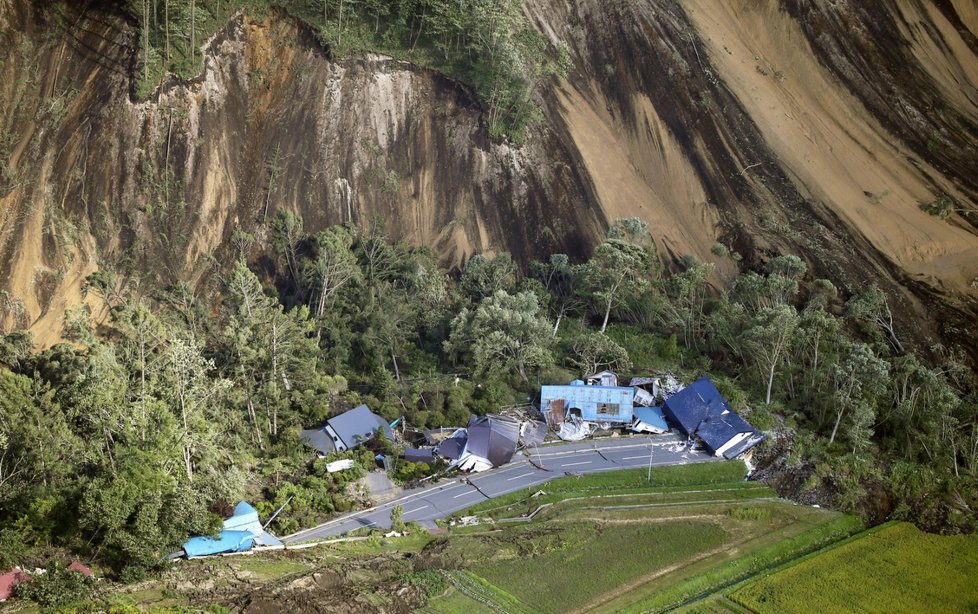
[662,377,764,459]
[540,384,634,426]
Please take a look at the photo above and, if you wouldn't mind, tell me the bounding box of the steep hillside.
[1,0,977,356]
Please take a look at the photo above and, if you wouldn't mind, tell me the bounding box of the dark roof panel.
[465,415,520,467]
[328,404,394,448]
[662,377,734,435]
[300,428,336,455]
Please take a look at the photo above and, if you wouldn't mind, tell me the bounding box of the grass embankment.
[461,461,760,520]
[727,522,978,613]
[427,462,859,613]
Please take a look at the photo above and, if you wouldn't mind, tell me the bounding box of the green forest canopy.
[0,216,976,581]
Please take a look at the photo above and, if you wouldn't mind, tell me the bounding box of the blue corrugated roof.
[662,377,734,435]
[328,404,394,449]
[696,411,756,452]
[660,377,764,457]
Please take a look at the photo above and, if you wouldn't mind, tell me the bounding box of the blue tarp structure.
[662,377,764,458]
[183,530,255,558]
[182,501,282,558]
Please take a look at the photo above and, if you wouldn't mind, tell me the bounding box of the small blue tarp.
[183,530,255,558]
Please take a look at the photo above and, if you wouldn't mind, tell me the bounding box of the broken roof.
[300,428,336,455]
[662,377,763,457]
[662,377,734,435]
[184,530,255,558]
[435,429,468,460]
[463,414,520,468]
[696,411,756,451]
[328,404,394,449]
[633,406,669,432]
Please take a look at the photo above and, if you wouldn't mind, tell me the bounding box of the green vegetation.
[461,461,757,519]
[730,522,978,613]
[618,514,864,613]
[1,211,976,608]
[124,0,568,141]
[429,475,855,614]
[475,520,728,613]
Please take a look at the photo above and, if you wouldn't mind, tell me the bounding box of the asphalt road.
[283,433,717,543]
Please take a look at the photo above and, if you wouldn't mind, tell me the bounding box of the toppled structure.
[301,404,395,455]
[631,406,669,434]
[182,502,283,559]
[662,377,764,459]
[456,415,520,472]
[540,378,635,428]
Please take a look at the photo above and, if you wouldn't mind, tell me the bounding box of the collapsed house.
[425,414,523,472]
[182,501,283,559]
[662,377,764,459]
[540,379,635,427]
[300,404,395,455]
[540,376,636,440]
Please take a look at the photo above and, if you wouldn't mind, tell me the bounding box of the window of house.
[597,403,620,415]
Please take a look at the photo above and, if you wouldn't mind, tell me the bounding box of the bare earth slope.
[1,0,976,356]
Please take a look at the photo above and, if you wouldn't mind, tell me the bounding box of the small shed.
[540,384,635,426]
[584,370,619,387]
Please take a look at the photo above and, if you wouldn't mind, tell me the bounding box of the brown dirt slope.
[0,0,977,358]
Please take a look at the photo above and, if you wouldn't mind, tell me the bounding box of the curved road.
[283,433,718,543]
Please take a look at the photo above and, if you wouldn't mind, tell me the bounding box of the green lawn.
[730,522,978,614]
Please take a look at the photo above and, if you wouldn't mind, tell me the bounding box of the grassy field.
[426,462,859,613]
[729,522,978,613]
[462,461,758,520]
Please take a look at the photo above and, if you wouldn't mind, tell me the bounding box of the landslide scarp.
[0,0,976,360]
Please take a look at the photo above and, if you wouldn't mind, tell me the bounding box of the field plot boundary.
[726,521,978,614]
[608,512,864,613]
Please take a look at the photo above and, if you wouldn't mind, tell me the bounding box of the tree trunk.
[190,0,195,64]
[552,312,562,336]
[765,360,776,405]
[829,407,845,445]
[600,297,612,334]
[391,346,401,382]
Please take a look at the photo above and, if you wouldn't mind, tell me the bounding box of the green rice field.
[729,522,978,614]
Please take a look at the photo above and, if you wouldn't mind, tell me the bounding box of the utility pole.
[535,442,543,469]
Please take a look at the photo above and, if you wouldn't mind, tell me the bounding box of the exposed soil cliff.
[1,0,977,356]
